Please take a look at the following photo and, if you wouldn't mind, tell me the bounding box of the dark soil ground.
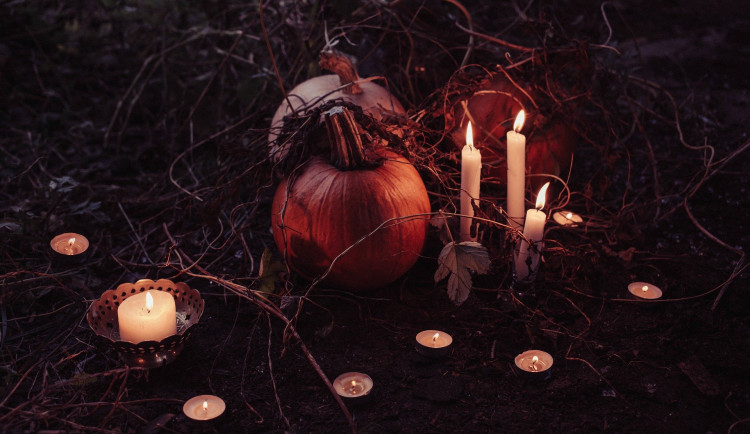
[1,1,749,433]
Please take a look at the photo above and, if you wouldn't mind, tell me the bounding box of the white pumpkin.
[268,51,405,161]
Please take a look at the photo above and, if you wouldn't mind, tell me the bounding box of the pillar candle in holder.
[506,111,526,231]
[117,290,177,343]
[514,182,550,282]
[460,121,481,242]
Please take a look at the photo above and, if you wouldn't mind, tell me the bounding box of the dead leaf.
[429,209,453,245]
[0,222,21,232]
[434,241,490,305]
[677,356,721,396]
[618,247,636,263]
[258,248,285,294]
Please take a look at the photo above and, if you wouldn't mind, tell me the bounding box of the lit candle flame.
[565,212,573,220]
[513,110,525,133]
[145,292,154,313]
[642,285,649,292]
[530,355,539,372]
[61,237,78,255]
[202,400,208,414]
[432,332,440,347]
[351,379,358,395]
[535,182,550,210]
[466,122,474,150]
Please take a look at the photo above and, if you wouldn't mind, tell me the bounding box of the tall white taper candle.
[515,182,550,281]
[460,122,481,241]
[507,111,526,231]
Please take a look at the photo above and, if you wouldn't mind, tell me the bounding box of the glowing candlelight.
[507,110,526,230]
[530,355,539,371]
[514,182,550,281]
[460,121,482,242]
[552,210,583,227]
[183,395,225,421]
[514,350,553,374]
[415,329,453,357]
[145,292,154,313]
[627,281,663,300]
[117,290,177,343]
[333,372,373,401]
[50,232,89,256]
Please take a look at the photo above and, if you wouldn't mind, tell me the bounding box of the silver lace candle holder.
[87,278,204,368]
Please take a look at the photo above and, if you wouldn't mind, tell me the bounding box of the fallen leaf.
[258,248,285,293]
[429,209,453,245]
[434,241,490,305]
[0,222,21,232]
[618,247,636,263]
[678,356,721,396]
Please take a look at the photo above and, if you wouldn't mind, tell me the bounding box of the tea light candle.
[183,395,225,421]
[506,110,526,231]
[514,182,550,281]
[50,232,89,256]
[552,211,583,227]
[333,372,373,402]
[117,290,177,343]
[460,121,481,242]
[514,349,554,374]
[415,329,453,358]
[628,281,662,300]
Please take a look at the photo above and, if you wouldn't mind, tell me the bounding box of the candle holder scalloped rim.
[87,278,204,368]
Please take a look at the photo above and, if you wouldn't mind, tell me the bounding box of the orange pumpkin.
[271,107,430,290]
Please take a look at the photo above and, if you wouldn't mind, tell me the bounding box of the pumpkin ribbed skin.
[271,149,430,290]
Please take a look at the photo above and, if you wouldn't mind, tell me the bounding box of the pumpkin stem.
[319,50,363,95]
[325,106,379,170]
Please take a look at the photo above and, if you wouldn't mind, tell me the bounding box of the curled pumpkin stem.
[319,50,363,95]
[324,106,380,170]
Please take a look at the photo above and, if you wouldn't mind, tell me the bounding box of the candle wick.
[64,237,77,254]
[530,355,539,372]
